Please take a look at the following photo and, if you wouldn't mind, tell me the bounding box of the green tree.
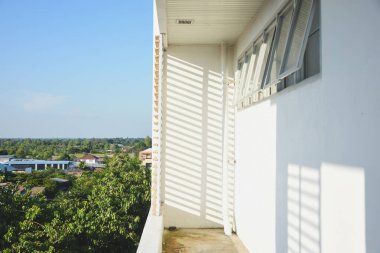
[144,136,152,147]
[15,148,26,158]
[78,161,86,170]
[57,153,72,161]
[1,154,150,252]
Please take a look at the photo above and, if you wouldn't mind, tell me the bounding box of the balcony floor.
[162,228,249,253]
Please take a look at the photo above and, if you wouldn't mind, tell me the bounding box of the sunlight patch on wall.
[321,163,366,253]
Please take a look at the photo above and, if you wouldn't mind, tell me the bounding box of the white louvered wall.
[152,34,164,216]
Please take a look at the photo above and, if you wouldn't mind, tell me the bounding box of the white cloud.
[20,91,65,113]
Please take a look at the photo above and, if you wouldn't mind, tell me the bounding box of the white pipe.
[221,42,232,236]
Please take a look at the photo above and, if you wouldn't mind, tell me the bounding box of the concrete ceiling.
[164,0,266,45]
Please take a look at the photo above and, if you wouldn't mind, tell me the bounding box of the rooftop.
[140,148,152,154]
[51,178,69,183]
[0,155,14,158]
[4,160,71,165]
[30,187,45,196]
[79,154,99,160]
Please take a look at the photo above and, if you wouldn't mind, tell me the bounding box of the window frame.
[278,0,316,79]
[236,54,249,103]
[241,45,258,101]
[255,21,277,91]
[244,36,264,97]
[262,2,294,88]
[234,0,320,108]
[233,59,244,105]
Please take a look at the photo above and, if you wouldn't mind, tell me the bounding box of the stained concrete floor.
[162,229,249,253]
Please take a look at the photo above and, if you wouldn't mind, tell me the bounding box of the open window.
[234,0,320,108]
[241,46,257,100]
[254,22,276,90]
[233,59,244,104]
[280,0,315,78]
[263,3,293,87]
[238,49,255,102]
[303,0,320,78]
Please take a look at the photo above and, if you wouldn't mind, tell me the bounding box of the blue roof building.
[3,160,72,171]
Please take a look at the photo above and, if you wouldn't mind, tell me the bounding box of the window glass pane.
[304,0,320,78]
[304,30,320,77]
[233,60,243,104]
[282,0,314,74]
[239,52,254,100]
[253,25,276,91]
[264,6,293,86]
[309,0,320,33]
[237,58,248,102]
[242,47,258,97]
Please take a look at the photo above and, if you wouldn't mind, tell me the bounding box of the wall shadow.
[162,47,226,228]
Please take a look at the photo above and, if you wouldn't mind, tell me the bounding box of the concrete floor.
[162,228,249,253]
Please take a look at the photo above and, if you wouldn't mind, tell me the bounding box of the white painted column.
[221,42,232,236]
[35,164,37,171]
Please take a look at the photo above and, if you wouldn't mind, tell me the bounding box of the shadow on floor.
[163,228,249,253]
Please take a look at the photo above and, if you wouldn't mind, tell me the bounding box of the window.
[255,23,276,90]
[242,47,257,99]
[238,50,253,101]
[280,0,315,77]
[245,40,261,95]
[264,4,293,86]
[233,59,244,104]
[303,0,320,78]
[235,0,320,108]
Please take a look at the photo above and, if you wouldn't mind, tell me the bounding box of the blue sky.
[0,0,152,138]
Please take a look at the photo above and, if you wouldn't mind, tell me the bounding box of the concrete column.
[221,42,232,236]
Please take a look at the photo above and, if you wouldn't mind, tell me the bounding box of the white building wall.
[234,0,380,253]
[162,45,227,228]
[0,158,10,164]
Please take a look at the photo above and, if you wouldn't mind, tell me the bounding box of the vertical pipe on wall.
[221,42,232,236]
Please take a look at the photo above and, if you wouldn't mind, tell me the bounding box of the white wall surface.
[234,0,380,253]
[162,45,227,228]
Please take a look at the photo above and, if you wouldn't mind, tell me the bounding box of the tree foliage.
[144,136,152,148]
[0,154,151,252]
[0,138,149,159]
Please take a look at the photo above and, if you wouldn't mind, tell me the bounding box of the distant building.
[0,155,15,164]
[0,183,25,195]
[0,164,16,173]
[67,170,83,177]
[0,182,11,188]
[4,160,72,171]
[30,187,45,197]
[78,154,100,164]
[139,148,152,169]
[51,178,70,191]
[16,185,26,195]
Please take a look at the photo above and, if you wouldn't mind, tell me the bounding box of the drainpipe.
[221,42,232,236]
